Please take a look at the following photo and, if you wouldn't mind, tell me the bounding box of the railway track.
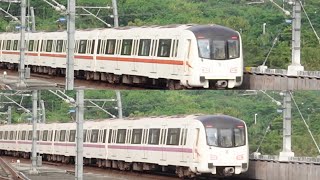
[0,157,22,180]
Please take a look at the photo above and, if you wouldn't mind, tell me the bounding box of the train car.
[0,24,243,89]
[0,114,248,178]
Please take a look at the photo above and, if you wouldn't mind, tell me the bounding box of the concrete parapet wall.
[244,160,320,180]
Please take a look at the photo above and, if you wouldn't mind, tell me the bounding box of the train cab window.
[4,131,8,140]
[219,129,233,148]
[0,131,3,139]
[148,129,160,145]
[78,40,87,54]
[108,130,113,143]
[116,129,126,144]
[69,130,76,142]
[212,40,226,60]
[121,39,133,55]
[28,130,32,140]
[198,39,210,59]
[206,127,218,146]
[13,40,18,51]
[131,129,142,144]
[56,40,63,53]
[157,39,171,57]
[228,40,240,59]
[28,40,34,51]
[234,127,245,147]
[59,130,66,142]
[6,40,11,50]
[166,128,180,146]
[138,39,151,56]
[83,130,87,142]
[90,129,99,143]
[105,39,116,55]
[46,40,53,52]
[42,130,48,141]
[102,129,107,143]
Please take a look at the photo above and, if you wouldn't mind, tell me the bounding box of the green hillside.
[0,0,319,69]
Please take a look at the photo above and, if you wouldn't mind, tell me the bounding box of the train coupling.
[223,167,235,176]
[216,80,228,88]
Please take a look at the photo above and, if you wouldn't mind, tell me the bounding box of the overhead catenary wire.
[289,91,320,155]
[298,0,320,44]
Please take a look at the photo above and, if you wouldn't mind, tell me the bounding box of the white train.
[0,24,243,89]
[0,114,248,178]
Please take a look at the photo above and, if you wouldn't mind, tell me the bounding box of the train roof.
[0,24,237,34]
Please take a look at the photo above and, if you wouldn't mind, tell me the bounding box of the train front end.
[186,25,243,89]
[195,115,249,176]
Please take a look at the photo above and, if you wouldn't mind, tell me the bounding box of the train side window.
[54,130,59,142]
[90,40,95,54]
[35,40,39,52]
[148,128,160,145]
[83,130,87,142]
[6,40,11,50]
[108,129,113,143]
[138,39,151,56]
[78,40,87,54]
[102,129,107,143]
[28,130,32,140]
[56,40,63,53]
[97,39,101,54]
[121,39,133,55]
[59,130,66,142]
[42,130,48,141]
[62,40,67,53]
[105,39,116,55]
[166,128,180,145]
[131,129,142,144]
[0,131,3,139]
[183,129,188,145]
[173,40,179,57]
[13,40,18,50]
[0,40,2,50]
[116,129,126,144]
[69,130,76,142]
[40,40,45,52]
[48,130,52,141]
[28,40,34,51]
[4,131,8,140]
[37,130,40,141]
[90,129,99,143]
[157,39,171,57]
[9,131,14,140]
[46,40,53,52]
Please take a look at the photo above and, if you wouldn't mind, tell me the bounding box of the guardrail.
[245,67,320,79]
[250,154,320,164]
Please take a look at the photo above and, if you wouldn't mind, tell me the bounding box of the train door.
[131,37,139,72]
[193,128,200,163]
[171,37,181,76]
[114,38,122,71]
[160,125,167,162]
[184,39,192,74]
[180,126,188,162]
[150,38,158,74]
[65,130,69,155]
[142,128,148,160]
[126,128,132,159]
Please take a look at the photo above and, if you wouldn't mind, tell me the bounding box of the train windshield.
[205,126,245,147]
[197,38,240,60]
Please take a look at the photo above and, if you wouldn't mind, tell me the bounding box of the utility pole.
[111,0,119,27]
[18,0,27,88]
[66,0,76,90]
[30,7,36,32]
[7,106,11,124]
[75,90,84,180]
[29,90,38,174]
[287,0,304,75]
[116,91,122,118]
[279,91,294,161]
